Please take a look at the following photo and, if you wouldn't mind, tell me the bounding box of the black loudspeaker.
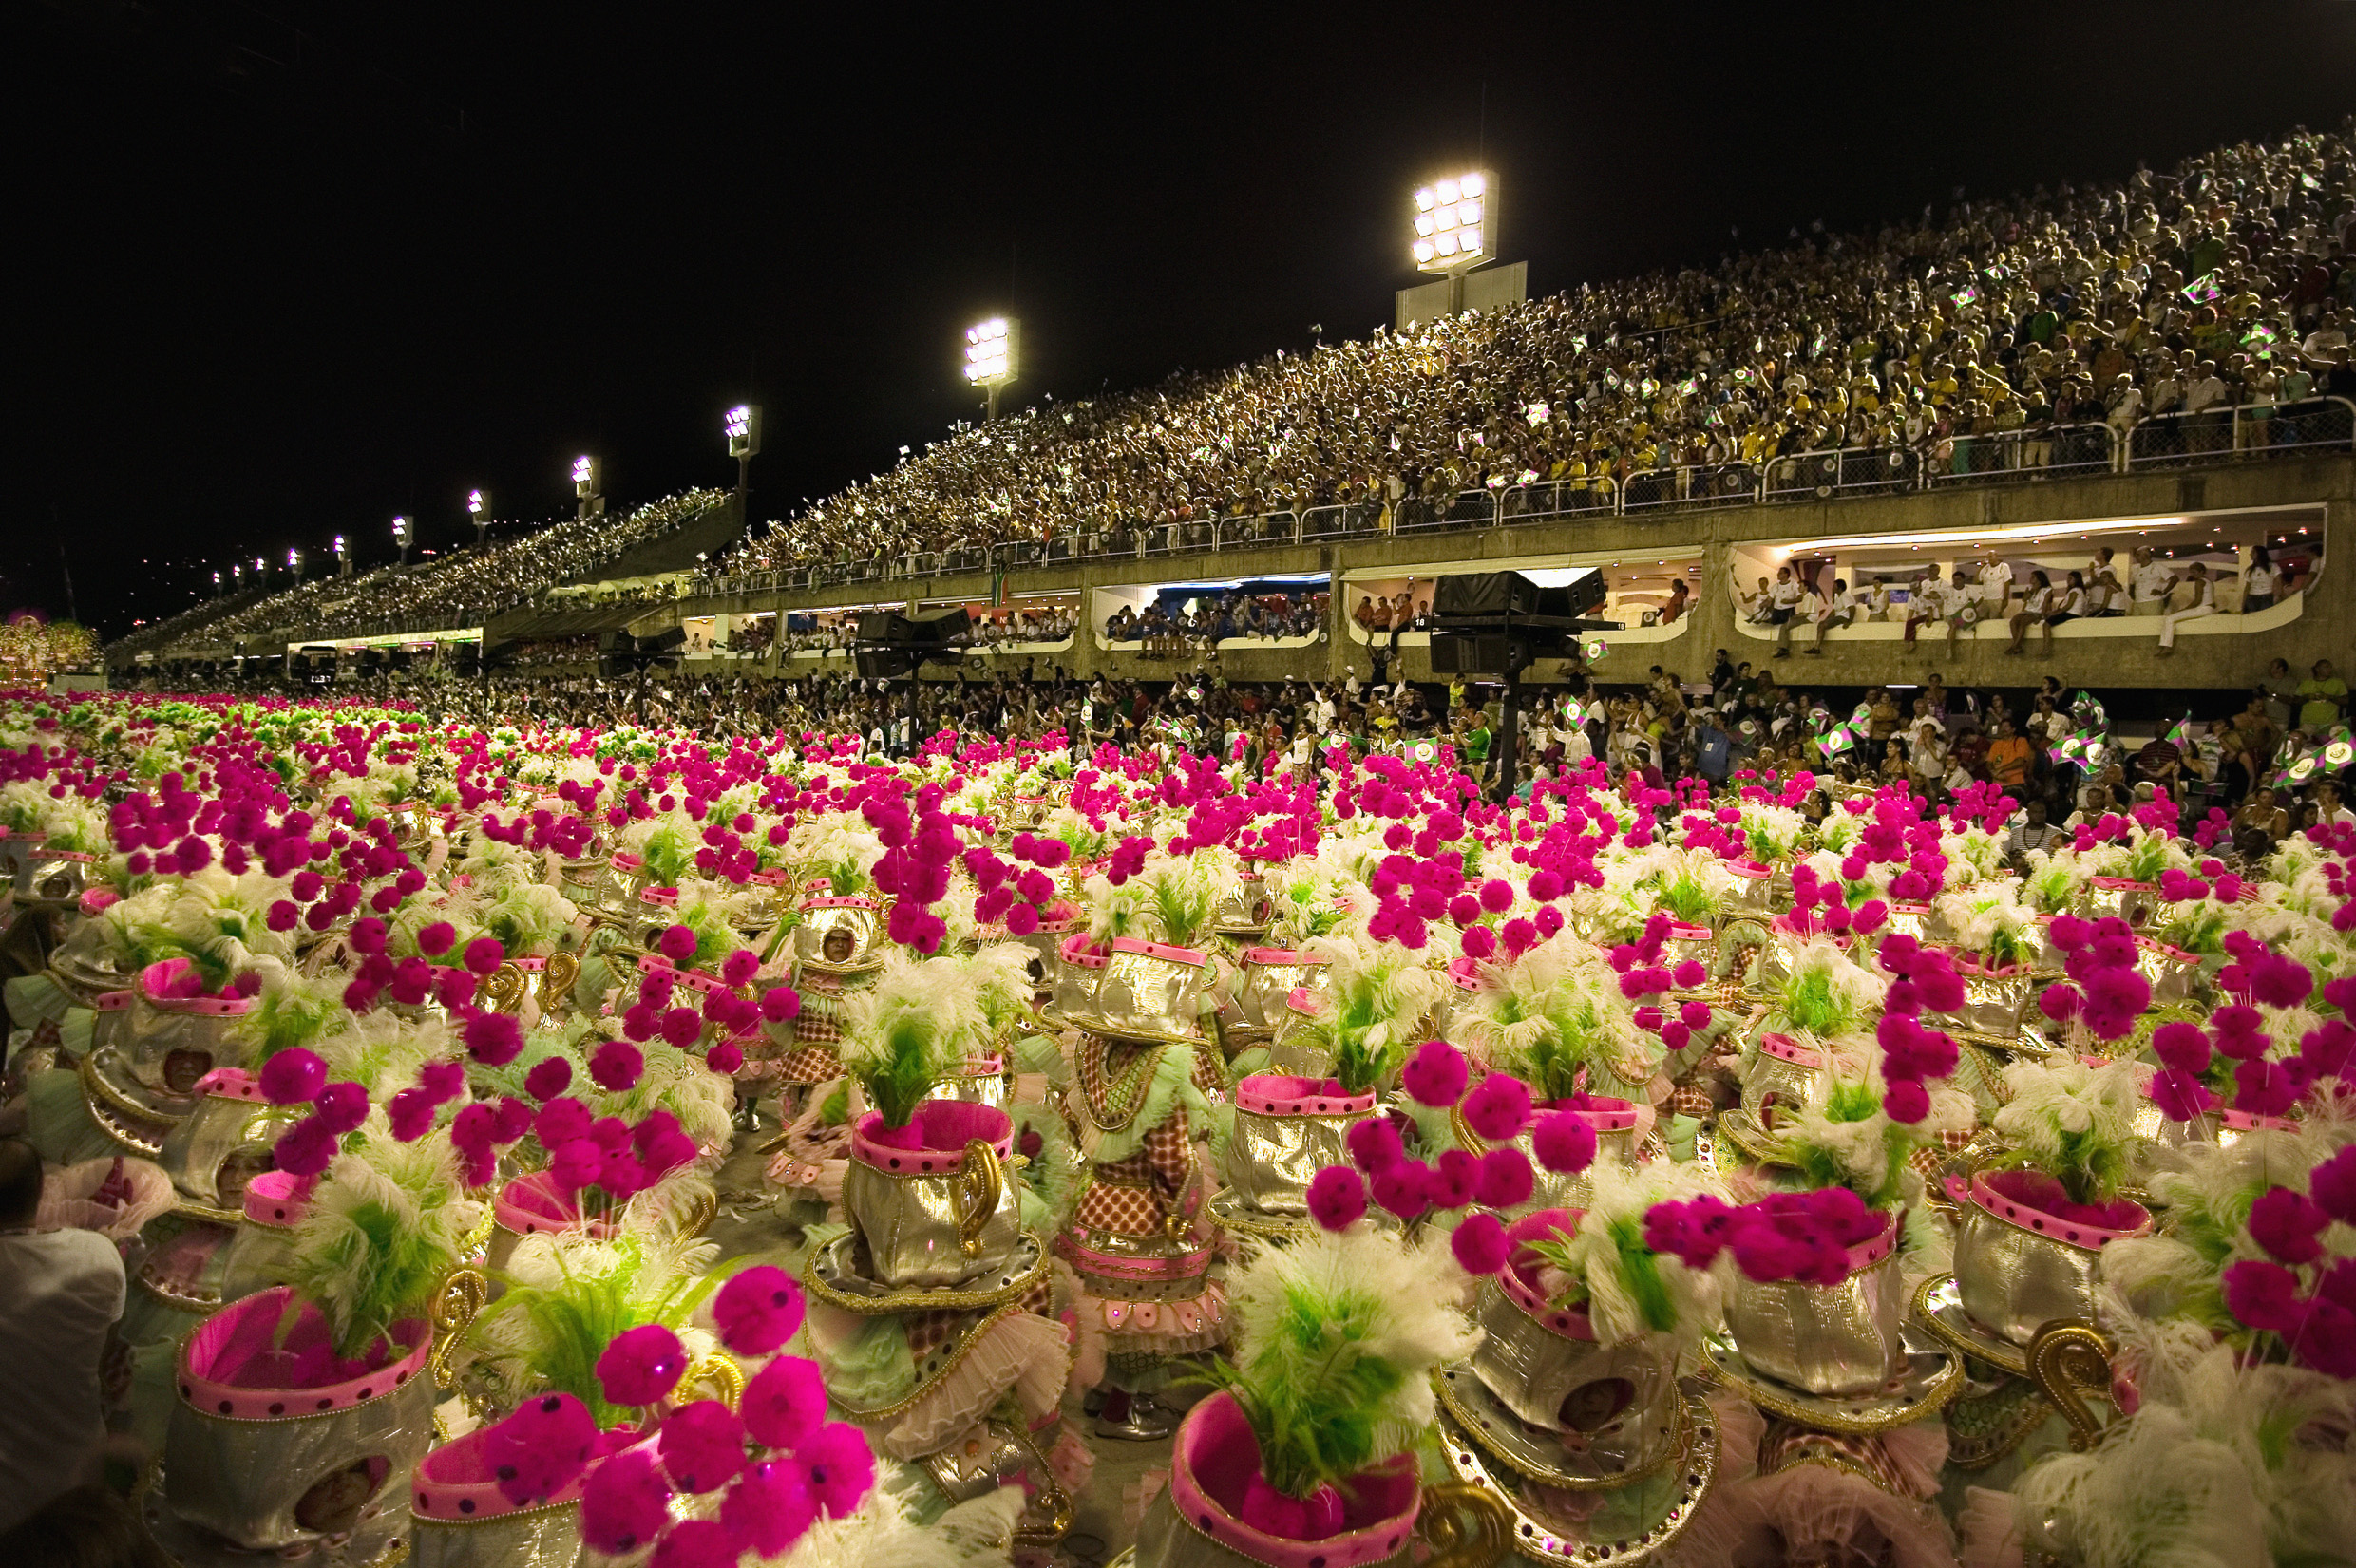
[856,648,918,679]
[597,631,631,678]
[856,608,970,647]
[451,645,482,677]
[1429,633,1523,676]
[1434,573,1540,618]
[636,625,688,655]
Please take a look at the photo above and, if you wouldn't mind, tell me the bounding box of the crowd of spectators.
[711,128,2354,582]
[1733,538,2323,662]
[168,490,726,646]
[1103,589,1326,649]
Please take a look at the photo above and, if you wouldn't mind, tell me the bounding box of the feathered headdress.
[287,1132,484,1358]
[466,1230,732,1426]
[1291,931,1443,1094]
[1989,1055,2144,1205]
[838,952,996,1128]
[2007,1341,2356,1568]
[1211,1225,1479,1499]
[1521,1160,1727,1354]
[1454,935,1657,1102]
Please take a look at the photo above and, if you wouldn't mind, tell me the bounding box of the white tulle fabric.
[879,1310,1072,1460]
[38,1156,175,1239]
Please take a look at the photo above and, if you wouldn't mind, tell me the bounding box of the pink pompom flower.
[597,1323,689,1407]
[712,1265,806,1356]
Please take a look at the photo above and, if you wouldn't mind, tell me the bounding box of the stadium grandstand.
[119,124,2353,715]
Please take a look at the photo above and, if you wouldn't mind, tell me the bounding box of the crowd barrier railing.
[2123,396,2356,470]
[256,404,2350,639]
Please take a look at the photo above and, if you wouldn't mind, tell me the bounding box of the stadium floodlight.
[467,488,488,547]
[572,454,603,519]
[725,406,761,501]
[333,534,349,575]
[392,515,412,564]
[963,317,1019,422]
[287,548,303,577]
[1413,170,1492,274]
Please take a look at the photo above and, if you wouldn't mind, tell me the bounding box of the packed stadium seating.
[699,124,2352,591]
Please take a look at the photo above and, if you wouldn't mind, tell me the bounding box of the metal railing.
[2124,396,2356,470]
[554,399,2356,606]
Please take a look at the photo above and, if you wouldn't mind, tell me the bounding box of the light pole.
[573,455,603,519]
[963,317,1018,423]
[1410,170,1493,315]
[392,516,412,565]
[467,490,488,549]
[287,548,304,581]
[333,535,349,576]
[725,406,760,503]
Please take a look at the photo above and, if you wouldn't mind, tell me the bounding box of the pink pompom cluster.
[2035,915,2153,1042]
[1872,934,1965,1124]
[1645,1187,1890,1284]
[534,1099,701,1207]
[1606,914,1715,1052]
[968,829,1071,935]
[2145,967,2356,1123]
[1780,862,1890,940]
[620,946,788,1075]
[1305,1045,1598,1276]
[562,1274,872,1563]
[2220,1150,2356,1378]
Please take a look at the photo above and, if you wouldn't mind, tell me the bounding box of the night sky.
[12,2,2355,635]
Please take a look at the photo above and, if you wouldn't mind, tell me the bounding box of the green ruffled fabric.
[1663,1112,1703,1163]
[1225,1045,1273,1084]
[58,1006,99,1057]
[819,1310,918,1409]
[1088,1043,1213,1164]
[24,1068,122,1165]
[4,971,71,1027]
[570,954,621,1016]
[1009,1031,1065,1086]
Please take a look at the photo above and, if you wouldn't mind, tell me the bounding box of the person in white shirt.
[1767,566,1810,656]
[1902,570,1966,653]
[1978,555,2014,614]
[2156,561,2215,653]
[2004,571,2056,656]
[2243,546,2280,613]
[2129,548,2176,606]
[2313,781,2356,828]
[1803,580,1857,656]
[0,1142,128,1534]
[2087,568,2125,616]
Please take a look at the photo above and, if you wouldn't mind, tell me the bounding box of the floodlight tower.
[573,454,604,519]
[333,535,350,576]
[963,318,1018,423]
[392,516,413,565]
[467,490,489,549]
[725,406,761,503]
[1410,170,1493,316]
[287,547,304,581]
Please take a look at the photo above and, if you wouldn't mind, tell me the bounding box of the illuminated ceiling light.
[1434,206,1458,231]
[1436,178,1460,203]
[1415,186,1436,211]
[1460,226,1483,254]
[467,489,485,516]
[1412,239,1436,263]
[1460,172,1485,198]
[1414,213,1434,237]
[1435,234,1459,256]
